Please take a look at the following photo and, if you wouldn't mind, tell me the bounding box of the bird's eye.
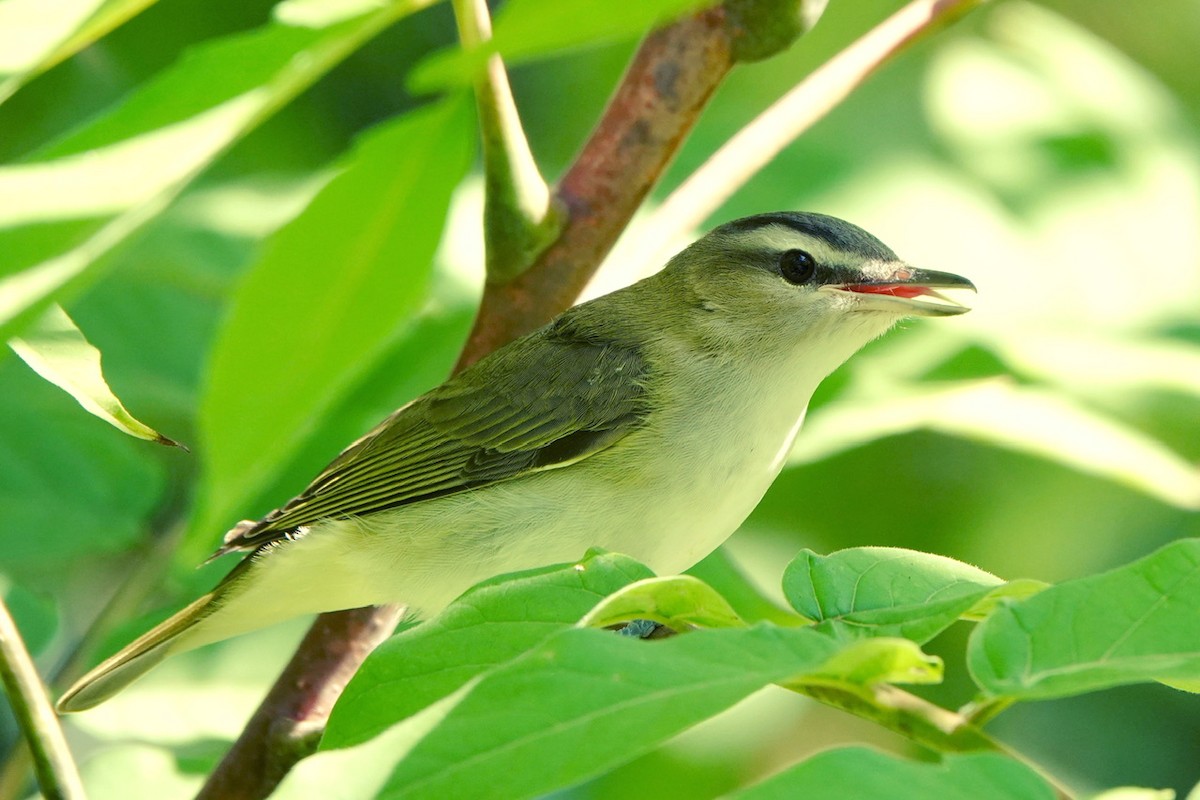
[779,249,817,284]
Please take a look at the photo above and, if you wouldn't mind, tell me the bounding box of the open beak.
[824,267,977,317]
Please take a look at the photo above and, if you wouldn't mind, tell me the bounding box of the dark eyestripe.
[716,212,897,262]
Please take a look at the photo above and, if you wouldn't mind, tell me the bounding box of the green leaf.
[0,0,434,341]
[188,96,474,553]
[686,547,803,626]
[10,304,183,447]
[324,551,654,750]
[791,379,1200,510]
[969,538,1200,700]
[375,624,845,800]
[410,0,712,90]
[0,359,164,574]
[728,747,1056,800]
[797,637,943,687]
[0,0,158,103]
[782,547,1006,643]
[578,575,745,631]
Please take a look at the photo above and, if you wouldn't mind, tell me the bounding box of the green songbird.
[58,211,974,712]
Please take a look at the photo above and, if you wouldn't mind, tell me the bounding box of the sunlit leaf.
[410,0,714,90]
[373,625,845,800]
[729,747,1056,800]
[10,304,183,446]
[578,575,745,631]
[187,96,474,555]
[325,551,654,750]
[782,547,1006,643]
[984,329,1200,400]
[969,538,1200,700]
[0,0,435,342]
[798,637,942,687]
[791,379,1200,510]
[0,0,156,103]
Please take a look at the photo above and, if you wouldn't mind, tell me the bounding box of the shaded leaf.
[0,361,164,574]
[324,551,654,749]
[10,304,183,446]
[728,747,1056,800]
[969,538,1200,700]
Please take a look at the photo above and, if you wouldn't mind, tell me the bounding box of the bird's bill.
[824,267,977,317]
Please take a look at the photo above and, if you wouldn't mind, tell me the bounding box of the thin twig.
[0,597,85,800]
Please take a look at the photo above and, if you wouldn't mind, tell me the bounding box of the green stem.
[787,681,1075,800]
[451,0,558,283]
[0,597,85,800]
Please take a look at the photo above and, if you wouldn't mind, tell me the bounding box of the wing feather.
[217,322,648,554]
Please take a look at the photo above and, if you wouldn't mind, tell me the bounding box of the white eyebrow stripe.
[727,224,848,265]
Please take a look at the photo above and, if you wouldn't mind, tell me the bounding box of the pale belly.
[258,393,810,619]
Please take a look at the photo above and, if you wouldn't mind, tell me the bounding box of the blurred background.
[1,0,1198,797]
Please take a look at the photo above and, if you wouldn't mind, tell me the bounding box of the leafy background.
[1,0,1198,797]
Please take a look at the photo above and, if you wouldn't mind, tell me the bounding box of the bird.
[58,211,974,712]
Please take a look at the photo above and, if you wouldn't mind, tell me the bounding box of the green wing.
[218,324,649,554]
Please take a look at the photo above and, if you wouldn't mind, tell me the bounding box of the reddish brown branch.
[456,4,740,367]
[195,606,402,800]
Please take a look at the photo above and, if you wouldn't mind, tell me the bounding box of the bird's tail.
[57,591,219,713]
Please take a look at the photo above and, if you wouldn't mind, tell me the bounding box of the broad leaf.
[969,538,1200,699]
[782,547,1009,643]
[188,96,474,552]
[578,575,745,631]
[0,0,435,341]
[324,551,654,749]
[374,624,846,800]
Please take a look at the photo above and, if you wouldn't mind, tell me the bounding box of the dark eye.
[779,249,817,284]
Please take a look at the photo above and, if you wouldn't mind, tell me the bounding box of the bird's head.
[662,211,975,355]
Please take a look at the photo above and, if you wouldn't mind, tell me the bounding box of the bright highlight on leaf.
[10,304,183,447]
[792,379,1200,510]
[0,0,157,102]
[578,574,745,631]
